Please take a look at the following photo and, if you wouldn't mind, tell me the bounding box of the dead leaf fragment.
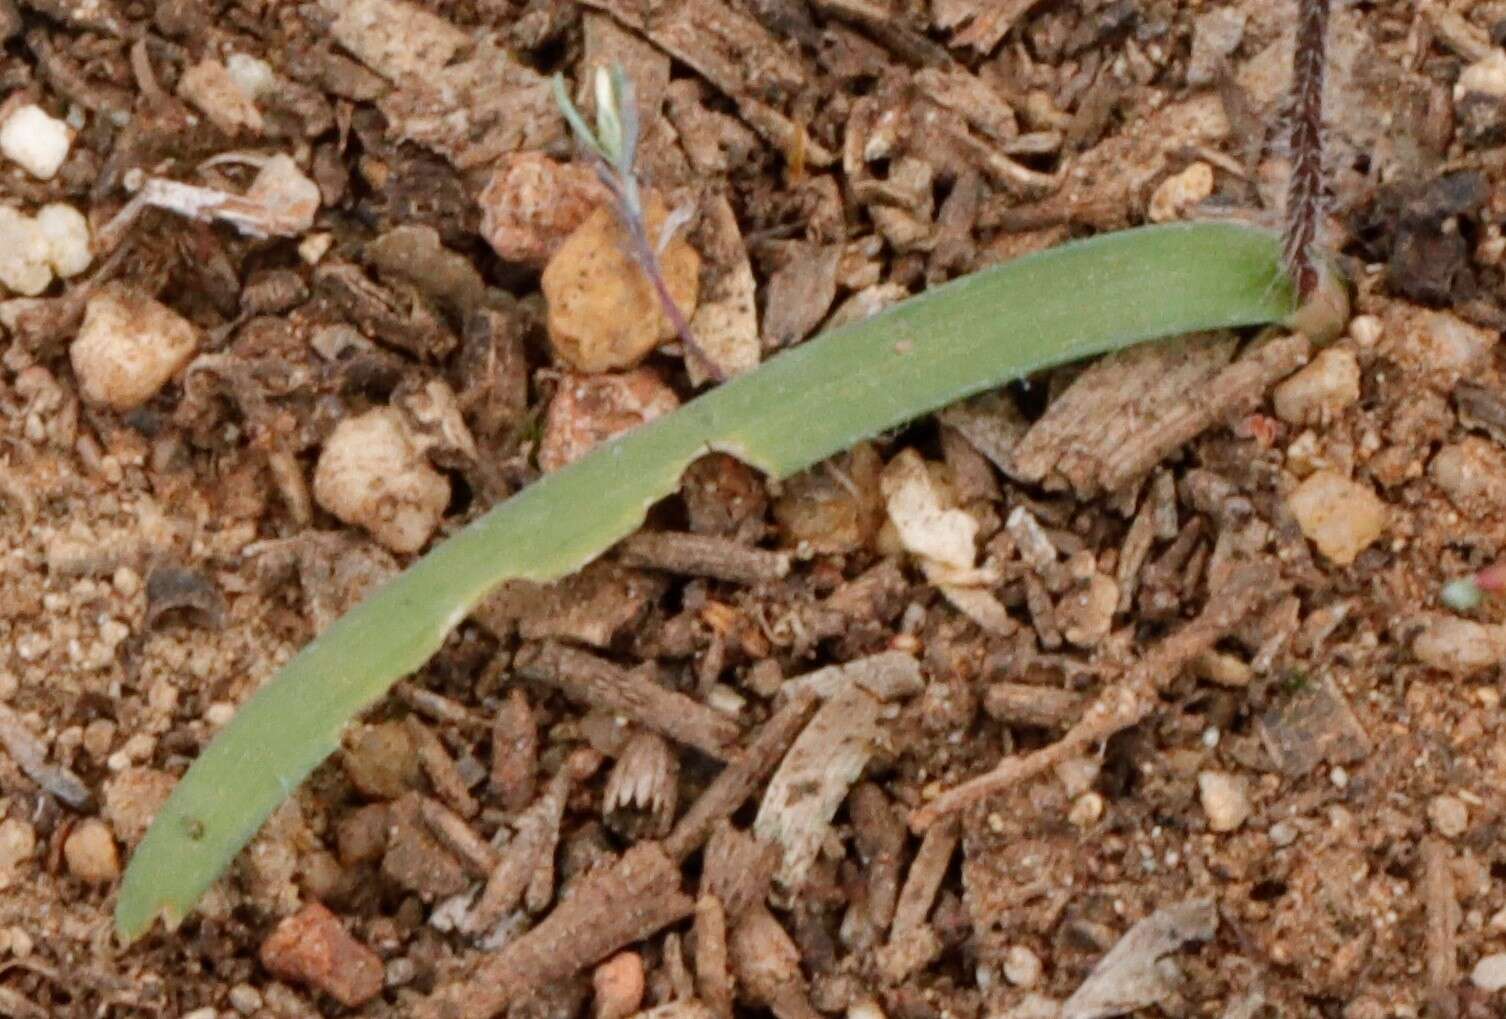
[1061,899,1218,1019]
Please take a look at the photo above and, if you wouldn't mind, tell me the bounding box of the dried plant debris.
[755,653,920,891]
[1061,899,1218,1019]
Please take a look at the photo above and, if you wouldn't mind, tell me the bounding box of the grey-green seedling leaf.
[116,222,1313,943]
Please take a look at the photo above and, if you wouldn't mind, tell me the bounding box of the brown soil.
[3,1,1506,1018]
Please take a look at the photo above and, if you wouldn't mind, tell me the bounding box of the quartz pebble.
[1198,771,1251,832]
[0,201,91,295]
[1472,953,1506,992]
[1428,795,1469,839]
[542,196,700,373]
[1460,51,1506,99]
[63,818,119,883]
[1412,614,1506,677]
[70,284,200,411]
[1272,347,1360,426]
[0,104,73,179]
[259,902,385,1007]
[1287,471,1386,566]
[1003,945,1043,988]
[313,408,449,554]
[1147,162,1214,223]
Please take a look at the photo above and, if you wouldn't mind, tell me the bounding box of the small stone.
[1472,953,1506,991]
[327,0,469,80]
[341,722,421,800]
[1272,347,1361,427]
[480,152,609,268]
[1429,438,1506,516]
[225,53,277,100]
[1198,771,1251,832]
[1147,162,1214,223]
[1003,945,1043,988]
[228,984,264,1015]
[1268,820,1299,847]
[538,368,680,473]
[102,767,175,847]
[313,408,449,553]
[1068,792,1104,827]
[1428,794,1469,839]
[1287,470,1386,566]
[63,818,119,883]
[0,818,36,888]
[1348,314,1382,347]
[0,207,51,296]
[1059,573,1118,648]
[259,902,385,1007]
[592,951,645,1019]
[1412,614,1506,677]
[177,58,264,135]
[70,284,200,411]
[542,195,700,374]
[1460,51,1506,99]
[0,104,73,180]
[1187,7,1247,85]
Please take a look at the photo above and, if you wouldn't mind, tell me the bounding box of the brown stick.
[514,641,741,761]
[910,564,1284,831]
[617,531,791,584]
[665,690,818,861]
[418,843,694,1019]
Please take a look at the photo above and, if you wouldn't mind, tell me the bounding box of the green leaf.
[116,222,1305,943]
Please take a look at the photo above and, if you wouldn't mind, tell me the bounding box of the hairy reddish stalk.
[1283,0,1331,301]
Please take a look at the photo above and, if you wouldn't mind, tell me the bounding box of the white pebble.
[1460,51,1506,99]
[1273,347,1360,427]
[1348,314,1382,347]
[1428,795,1469,839]
[1412,614,1506,677]
[1198,771,1251,832]
[226,52,277,99]
[1472,953,1506,991]
[0,207,51,296]
[1268,820,1299,847]
[1330,766,1349,789]
[0,105,73,180]
[1148,162,1214,223]
[1004,945,1042,987]
[70,284,200,410]
[313,408,449,554]
[35,203,92,278]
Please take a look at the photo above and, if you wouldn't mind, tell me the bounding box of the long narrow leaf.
[116,222,1303,942]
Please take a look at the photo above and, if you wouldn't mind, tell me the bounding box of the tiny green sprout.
[551,64,717,380]
[1281,668,1312,695]
[114,223,1347,943]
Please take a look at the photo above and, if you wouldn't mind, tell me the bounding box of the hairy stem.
[1283,0,1331,301]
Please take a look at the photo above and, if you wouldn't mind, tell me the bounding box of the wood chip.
[694,895,735,1019]
[754,682,883,891]
[466,768,570,935]
[876,819,958,983]
[406,716,478,819]
[515,641,741,761]
[982,682,1085,730]
[1422,838,1461,1019]
[728,904,822,1019]
[490,687,538,813]
[617,531,790,584]
[0,701,90,807]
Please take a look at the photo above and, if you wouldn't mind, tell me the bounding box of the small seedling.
[552,66,721,380]
[114,220,1345,942]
